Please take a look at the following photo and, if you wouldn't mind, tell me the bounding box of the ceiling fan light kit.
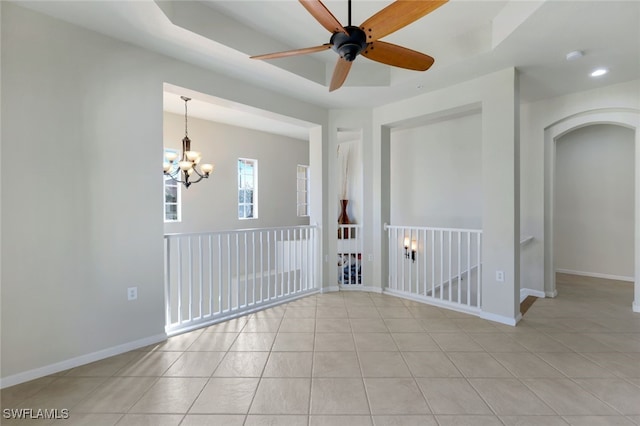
[251,0,449,91]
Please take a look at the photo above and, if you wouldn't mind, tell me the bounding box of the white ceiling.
[17,0,640,140]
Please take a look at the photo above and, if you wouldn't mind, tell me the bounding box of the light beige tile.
[364,378,430,415]
[416,378,492,415]
[408,306,447,319]
[391,333,440,351]
[279,318,316,332]
[249,378,311,414]
[186,333,238,352]
[314,333,356,351]
[499,416,570,426]
[562,416,636,425]
[316,318,352,333]
[230,333,276,351]
[148,332,201,351]
[581,352,640,377]
[73,377,157,413]
[115,352,182,376]
[402,352,462,377]
[359,352,411,377]
[572,378,640,415]
[310,378,370,415]
[310,415,372,426]
[491,353,563,378]
[263,352,312,377]
[0,376,57,408]
[246,415,309,426]
[348,307,382,318]
[447,352,513,378]
[41,413,121,426]
[272,332,315,351]
[468,333,528,352]
[376,307,413,319]
[313,352,362,377]
[468,378,554,415]
[510,333,572,352]
[430,333,484,352]
[384,319,424,333]
[434,415,505,426]
[316,307,349,319]
[203,318,247,332]
[522,378,618,415]
[350,318,389,333]
[17,377,106,410]
[451,319,498,332]
[65,352,140,377]
[163,352,225,377]
[418,318,461,332]
[213,351,269,377]
[372,415,438,426]
[535,353,616,378]
[546,332,616,352]
[284,307,316,319]
[129,377,207,413]
[116,414,184,425]
[189,378,259,414]
[243,318,282,332]
[353,333,398,352]
[180,414,245,426]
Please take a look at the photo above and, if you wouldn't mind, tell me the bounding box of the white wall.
[371,68,520,325]
[519,80,640,297]
[390,112,482,229]
[0,2,328,386]
[163,112,309,234]
[555,124,634,280]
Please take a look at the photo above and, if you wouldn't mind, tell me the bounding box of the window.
[297,165,310,217]
[164,149,181,222]
[238,158,257,219]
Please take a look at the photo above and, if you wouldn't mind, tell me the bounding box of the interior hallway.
[1,274,639,426]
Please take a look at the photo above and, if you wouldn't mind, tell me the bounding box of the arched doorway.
[544,108,640,311]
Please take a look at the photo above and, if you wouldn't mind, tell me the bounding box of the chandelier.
[163,96,214,188]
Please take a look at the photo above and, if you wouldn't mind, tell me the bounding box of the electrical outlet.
[127,287,138,301]
[496,271,505,282]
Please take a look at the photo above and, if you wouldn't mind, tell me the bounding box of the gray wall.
[0,2,327,384]
[555,124,635,279]
[390,112,483,229]
[163,112,309,234]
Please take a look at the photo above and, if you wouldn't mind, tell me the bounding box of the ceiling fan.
[250,0,448,91]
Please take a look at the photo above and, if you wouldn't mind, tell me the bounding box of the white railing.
[385,224,482,313]
[164,225,318,335]
[337,224,363,286]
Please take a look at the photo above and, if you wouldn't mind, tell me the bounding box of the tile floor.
[2,273,640,425]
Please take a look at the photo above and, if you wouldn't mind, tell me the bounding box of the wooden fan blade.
[360,0,448,42]
[361,41,434,71]
[329,57,353,92]
[251,44,331,60]
[299,0,348,35]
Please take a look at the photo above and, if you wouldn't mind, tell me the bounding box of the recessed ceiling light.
[566,50,584,61]
[590,68,608,77]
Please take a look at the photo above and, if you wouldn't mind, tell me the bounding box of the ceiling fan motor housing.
[330,26,368,61]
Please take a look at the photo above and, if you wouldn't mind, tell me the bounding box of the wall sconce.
[403,237,417,262]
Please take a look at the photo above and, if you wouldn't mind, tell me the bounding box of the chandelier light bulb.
[163,162,171,172]
[185,151,200,162]
[165,151,178,162]
[179,161,192,171]
[201,163,214,175]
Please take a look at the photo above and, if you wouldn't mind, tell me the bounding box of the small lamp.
[404,237,416,262]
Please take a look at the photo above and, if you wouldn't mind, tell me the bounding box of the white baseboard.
[0,333,167,389]
[339,285,382,293]
[555,269,634,282]
[321,285,340,293]
[520,288,546,303]
[546,289,558,298]
[382,288,481,317]
[480,311,520,326]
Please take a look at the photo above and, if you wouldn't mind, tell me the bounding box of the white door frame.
[544,108,640,311]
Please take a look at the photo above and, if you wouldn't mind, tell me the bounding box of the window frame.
[238,157,258,220]
[296,164,310,217]
[164,148,181,223]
